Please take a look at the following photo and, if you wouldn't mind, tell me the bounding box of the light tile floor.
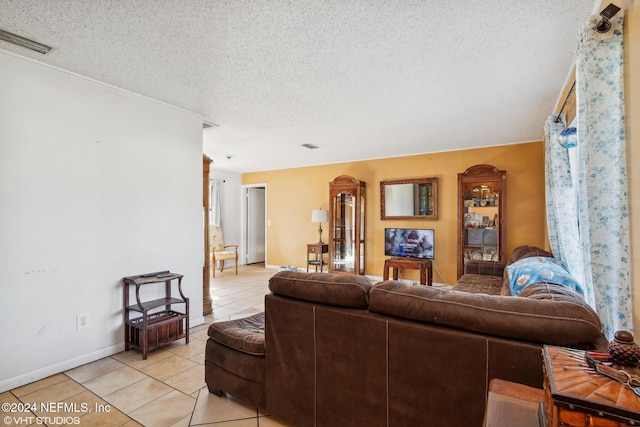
[0,264,294,427]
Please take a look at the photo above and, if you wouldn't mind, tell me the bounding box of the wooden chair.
[210,225,238,277]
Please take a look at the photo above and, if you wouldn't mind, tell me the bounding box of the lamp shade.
[311,209,328,223]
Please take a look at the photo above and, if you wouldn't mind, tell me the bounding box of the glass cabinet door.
[358,193,365,274]
[463,184,500,264]
[457,165,506,279]
[331,192,354,272]
[329,176,366,275]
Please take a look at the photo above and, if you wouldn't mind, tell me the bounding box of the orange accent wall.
[243,141,545,284]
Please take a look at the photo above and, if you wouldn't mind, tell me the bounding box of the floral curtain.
[544,114,590,304]
[575,14,631,339]
[545,13,631,339]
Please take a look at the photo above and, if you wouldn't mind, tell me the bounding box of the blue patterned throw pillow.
[506,256,584,296]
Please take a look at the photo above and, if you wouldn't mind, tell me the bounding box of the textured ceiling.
[1,0,600,173]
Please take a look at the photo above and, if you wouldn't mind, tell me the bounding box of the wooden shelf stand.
[123,271,189,359]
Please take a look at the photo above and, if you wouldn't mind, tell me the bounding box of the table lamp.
[311,209,329,244]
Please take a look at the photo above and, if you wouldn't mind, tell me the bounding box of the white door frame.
[241,183,267,265]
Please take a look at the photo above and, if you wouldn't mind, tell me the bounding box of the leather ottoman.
[205,312,266,409]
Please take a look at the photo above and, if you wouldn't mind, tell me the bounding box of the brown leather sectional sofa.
[264,246,605,427]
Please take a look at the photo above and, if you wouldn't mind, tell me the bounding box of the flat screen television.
[384,228,434,259]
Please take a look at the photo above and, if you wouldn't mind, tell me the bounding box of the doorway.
[242,184,266,265]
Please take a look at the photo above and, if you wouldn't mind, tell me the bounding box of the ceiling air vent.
[302,143,319,149]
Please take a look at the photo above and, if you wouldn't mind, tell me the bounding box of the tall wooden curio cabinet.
[329,175,366,275]
[457,164,506,279]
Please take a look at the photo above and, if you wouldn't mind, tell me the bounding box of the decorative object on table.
[311,208,328,244]
[608,330,640,367]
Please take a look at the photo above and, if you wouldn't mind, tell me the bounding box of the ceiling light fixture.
[0,29,52,54]
[596,3,621,33]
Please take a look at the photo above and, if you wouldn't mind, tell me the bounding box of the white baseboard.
[0,343,125,393]
[1,316,206,393]
[190,315,205,327]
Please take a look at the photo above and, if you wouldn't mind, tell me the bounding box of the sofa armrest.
[464,260,506,277]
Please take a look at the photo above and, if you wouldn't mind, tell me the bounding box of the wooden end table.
[483,378,544,427]
[383,257,432,285]
[541,345,640,426]
[307,243,329,272]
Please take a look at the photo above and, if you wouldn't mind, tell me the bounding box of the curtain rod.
[554,80,576,123]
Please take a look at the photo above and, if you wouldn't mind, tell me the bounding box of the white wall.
[0,51,204,392]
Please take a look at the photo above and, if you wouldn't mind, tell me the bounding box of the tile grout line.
[14,373,137,425]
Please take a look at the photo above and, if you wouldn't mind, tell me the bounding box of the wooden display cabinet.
[457,164,507,279]
[329,175,366,275]
[123,271,189,359]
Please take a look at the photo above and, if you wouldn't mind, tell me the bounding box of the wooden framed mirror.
[380,177,438,220]
[457,164,506,279]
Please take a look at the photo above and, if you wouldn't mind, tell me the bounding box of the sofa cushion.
[506,256,584,296]
[501,245,555,295]
[369,280,602,347]
[464,260,506,277]
[268,271,373,309]
[207,312,265,356]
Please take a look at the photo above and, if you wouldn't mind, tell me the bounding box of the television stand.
[383,258,432,286]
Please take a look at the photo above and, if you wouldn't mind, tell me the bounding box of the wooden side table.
[483,379,544,427]
[307,243,329,272]
[542,345,640,426]
[383,257,433,285]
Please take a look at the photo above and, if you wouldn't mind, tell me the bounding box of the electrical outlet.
[77,313,90,330]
